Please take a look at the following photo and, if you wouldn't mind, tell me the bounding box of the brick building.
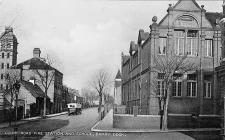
[12,48,63,114]
[121,0,224,128]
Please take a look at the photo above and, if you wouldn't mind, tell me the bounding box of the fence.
[113,106,160,115]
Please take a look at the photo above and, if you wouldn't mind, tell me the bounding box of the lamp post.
[13,80,20,140]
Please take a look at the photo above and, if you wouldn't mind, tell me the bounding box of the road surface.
[0,107,204,140]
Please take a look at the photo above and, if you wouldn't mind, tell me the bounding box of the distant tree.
[150,51,198,130]
[81,87,98,105]
[90,68,111,112]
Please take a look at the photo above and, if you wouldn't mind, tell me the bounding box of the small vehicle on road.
[67,103,82,116]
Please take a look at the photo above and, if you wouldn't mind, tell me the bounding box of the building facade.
[121,0,223,128]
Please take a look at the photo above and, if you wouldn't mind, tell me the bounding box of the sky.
[0,0,222,93]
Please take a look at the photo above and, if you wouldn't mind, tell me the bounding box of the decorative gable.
[173,0,201,11]
[173,15,199,28]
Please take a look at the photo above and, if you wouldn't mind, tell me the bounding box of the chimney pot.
[33,48,41,58]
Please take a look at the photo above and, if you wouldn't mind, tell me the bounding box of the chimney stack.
[5,26,13,33]
[33,48,41,58]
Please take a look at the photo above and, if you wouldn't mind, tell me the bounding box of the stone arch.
[173,14,199,28]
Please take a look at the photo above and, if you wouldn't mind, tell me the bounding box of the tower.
[0,27,18,113]
[114,70,122,105]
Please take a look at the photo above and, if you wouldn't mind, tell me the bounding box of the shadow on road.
[180,130,222,140]
[0,118,69,140]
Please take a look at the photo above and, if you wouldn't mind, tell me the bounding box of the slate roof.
[3,98,12,108]
[12,58,54,70]
[21,80,47,98]
[122,55,130,65]
[129,41,138,55]
[138,29,149,44]
[115,70,121,79]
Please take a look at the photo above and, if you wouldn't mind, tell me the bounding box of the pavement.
[91,109,222,133]
[0,111,68,129]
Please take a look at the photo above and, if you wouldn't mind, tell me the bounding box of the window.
[1,53,4,59]
[1,74,3,79]
[157,73,166,96]
[7,63,9,69]
[172,74,182,97]
[187,74,197,97]
[0,84,3,90]
[206,39,213,57]
[6,84,8,90]
[135,79,140,99]
[187,30,198,56]
[7,53,10,58]
[159,37,166,55]
[1,63,4,69]
[204,81,211,98]
[132,53,138,68]
[174,30,185,55]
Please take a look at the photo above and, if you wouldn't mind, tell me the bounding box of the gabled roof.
[129,41,138,55]
[12,58,54,70]
[138,29,149,44]
[21,80,47,98]
[158,0,202,26]
[11,57,62,75]
[173,0,201,11]
[3,98,12,108]
[122,55,130,64]
[115,70,121,79]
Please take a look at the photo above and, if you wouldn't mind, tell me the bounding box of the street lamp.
[13,80,20,140]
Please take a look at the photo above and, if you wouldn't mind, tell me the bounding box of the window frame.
[205,39,213,57]
[204,81,212,99]
[187,74,197,97]
[158,37,167,55]
[187,80,197,97]
[174,30,185,56]
[172,80,182,97]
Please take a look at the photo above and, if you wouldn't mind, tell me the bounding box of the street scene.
[0,0,225,140]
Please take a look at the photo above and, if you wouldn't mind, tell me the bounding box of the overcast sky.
[0,0,222,93]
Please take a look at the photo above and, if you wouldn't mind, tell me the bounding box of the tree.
[34,55,55,118]
[4,69,21,124]
[81,87,98,105]
[150,51,198,130]
[90,68,111,112]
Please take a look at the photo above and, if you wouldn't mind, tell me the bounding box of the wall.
[113,114,160,129]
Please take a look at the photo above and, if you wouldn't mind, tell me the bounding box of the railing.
[114,106,159,115]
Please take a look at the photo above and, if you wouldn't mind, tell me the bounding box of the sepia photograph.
[0,0,224,139]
